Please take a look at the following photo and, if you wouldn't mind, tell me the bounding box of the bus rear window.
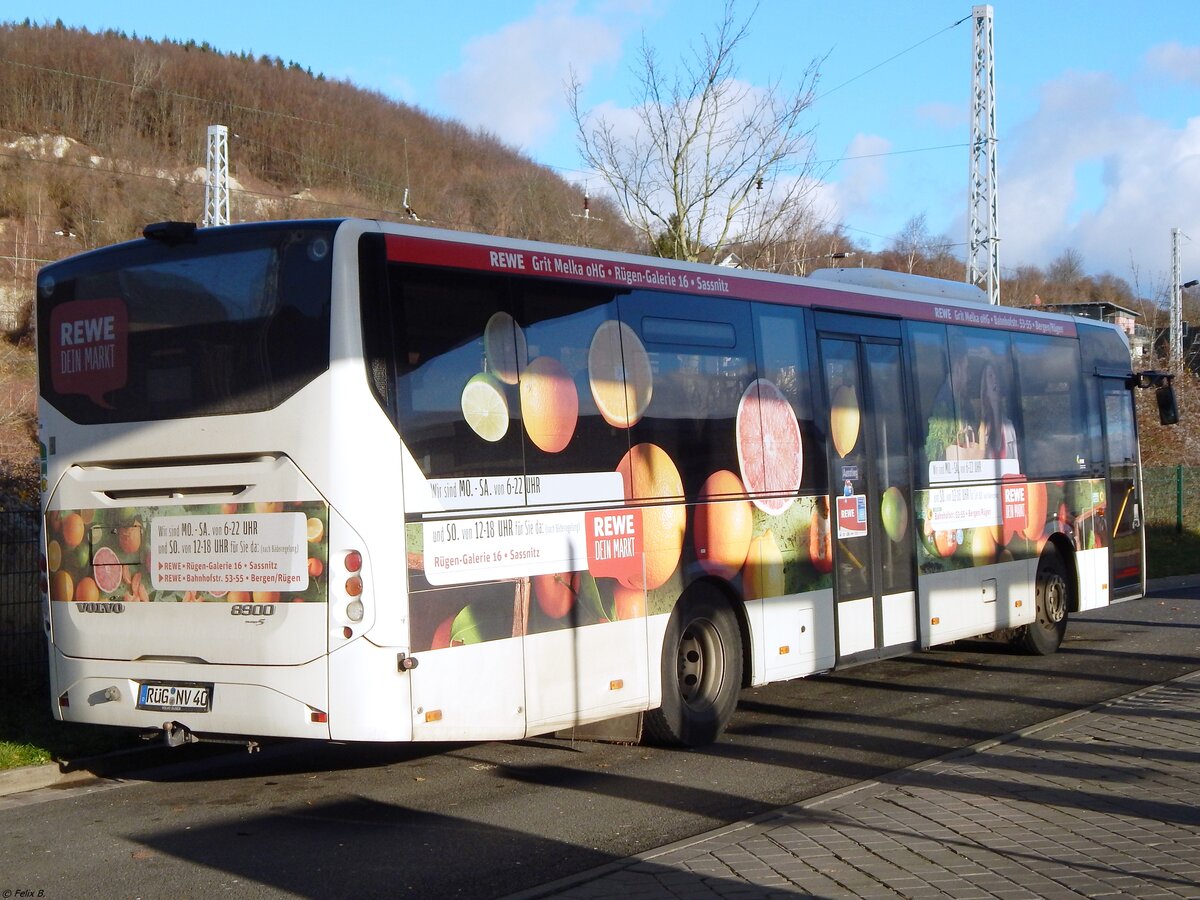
[36,223,335,424]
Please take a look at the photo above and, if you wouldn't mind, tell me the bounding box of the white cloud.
[1145,41,1200,86]
[811,133,891,230]
[998,70,1200,280]
[437,2,623,150]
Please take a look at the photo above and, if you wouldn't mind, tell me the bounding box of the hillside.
[0,20,636,315]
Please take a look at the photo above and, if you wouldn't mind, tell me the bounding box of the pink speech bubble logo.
[49,298,128,409]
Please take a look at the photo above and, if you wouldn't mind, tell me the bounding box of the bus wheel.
[644,588,742,747]
[1018,551,1070,655]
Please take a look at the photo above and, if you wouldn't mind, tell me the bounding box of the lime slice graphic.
[461,372,509,442]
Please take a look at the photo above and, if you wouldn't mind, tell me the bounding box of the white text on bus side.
[593,513,635,537]
[489,250,525,270]
[60,316,116,345]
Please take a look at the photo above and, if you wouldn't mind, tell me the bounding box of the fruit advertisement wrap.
[399,299,835,653]
[914,478,1108,574]
[45,501,329,604]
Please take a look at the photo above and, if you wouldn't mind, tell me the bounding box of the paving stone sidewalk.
[515,671,1200,899]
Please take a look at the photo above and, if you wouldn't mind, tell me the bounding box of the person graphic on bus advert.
[927,353,974,459]
[978,362,1019,464]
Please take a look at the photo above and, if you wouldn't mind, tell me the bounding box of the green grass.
[0,682,140,769]
[1146,526,1200,580]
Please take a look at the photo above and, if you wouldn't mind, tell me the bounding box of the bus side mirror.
[1156,383,1179,426]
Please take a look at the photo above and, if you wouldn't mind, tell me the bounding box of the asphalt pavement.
[507,668,1200,899]
[4,577,1199,899]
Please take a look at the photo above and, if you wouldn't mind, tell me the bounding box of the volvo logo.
[76,602,125,614]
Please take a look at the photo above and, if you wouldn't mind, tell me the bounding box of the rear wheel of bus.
[645,586,742,747]
[1018,549,1071,655]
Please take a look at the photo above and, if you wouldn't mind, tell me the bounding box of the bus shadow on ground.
[131,796,619,897]
[127,699,1200,899]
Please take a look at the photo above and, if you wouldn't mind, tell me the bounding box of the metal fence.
[1143,466,1200,532]
[0,508,45,688]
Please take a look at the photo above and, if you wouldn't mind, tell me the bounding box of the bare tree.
[568,1,824,262]
[1046,248,1085,286]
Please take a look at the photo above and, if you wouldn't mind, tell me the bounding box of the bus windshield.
[36,222,335,424]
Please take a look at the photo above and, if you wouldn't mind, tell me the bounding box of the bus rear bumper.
[50,654,332,741]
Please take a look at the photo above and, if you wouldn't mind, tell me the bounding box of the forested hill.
[0,20,636,263]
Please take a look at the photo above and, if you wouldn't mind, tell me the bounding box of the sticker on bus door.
[836,495,868,539]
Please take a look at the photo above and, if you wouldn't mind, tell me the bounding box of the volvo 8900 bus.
[36,219,1168,747]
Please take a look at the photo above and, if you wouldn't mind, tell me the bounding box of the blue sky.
[11,1,1200,289]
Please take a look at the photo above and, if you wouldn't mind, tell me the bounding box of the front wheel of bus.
[645,589,742,747]
[1018,551,1071,655]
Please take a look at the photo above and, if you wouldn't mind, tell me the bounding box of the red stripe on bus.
[384,234,1076,338]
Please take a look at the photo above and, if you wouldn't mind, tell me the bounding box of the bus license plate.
[137,683,212,713]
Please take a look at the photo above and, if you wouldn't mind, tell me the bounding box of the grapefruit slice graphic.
[736,378,803,515]
[92,546,124,594]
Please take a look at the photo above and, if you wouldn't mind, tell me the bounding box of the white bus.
[36,219,1171,747]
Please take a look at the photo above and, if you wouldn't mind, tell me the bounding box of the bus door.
[1101,378,1144,599]
[817,315,918,664]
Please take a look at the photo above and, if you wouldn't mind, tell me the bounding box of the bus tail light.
[309,708,328,723]
[335,549,367,637]
[58,692,69,708]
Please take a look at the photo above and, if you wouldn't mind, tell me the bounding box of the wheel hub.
[677,618,724,708]
[1042,575,1067,625]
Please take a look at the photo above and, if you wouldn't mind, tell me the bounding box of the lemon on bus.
[461,372,510,442]
[306,516,325,543]
[743,530,785,600]
[47,539,62,573]
[830,384,861,458]
[588,320,653,428]
[483,311,527,385]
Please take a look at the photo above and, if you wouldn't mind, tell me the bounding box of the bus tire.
[644,587,742,747]
[1018,550,1070,655]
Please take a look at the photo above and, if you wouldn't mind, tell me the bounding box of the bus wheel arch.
[1017,541,1074,655]
[644,579,744,747]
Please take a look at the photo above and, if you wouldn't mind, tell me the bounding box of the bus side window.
[624,293,756,501]
[515,282,630,487]
[947,326,1021,477]
[907,322,954,486]
[1012,333,1089,478]
[752,304,824,493]
[391,267,525,480]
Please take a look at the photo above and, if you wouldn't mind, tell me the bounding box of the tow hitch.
[141,721,260,753]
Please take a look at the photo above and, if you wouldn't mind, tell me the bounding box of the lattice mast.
[203,125,230,227]
[1171,227,1183,368]
[967,5,999,305]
